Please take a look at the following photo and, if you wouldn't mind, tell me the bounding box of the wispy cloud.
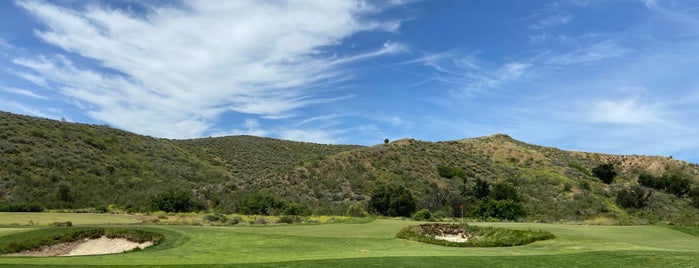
[405,50,532,95]
[531,14,573,29]
[9,0,402,138]
[0,99,55,119]
[2,87,49,99]
[546,40,628,66]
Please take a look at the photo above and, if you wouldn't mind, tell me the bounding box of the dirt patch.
[5,236,153,257]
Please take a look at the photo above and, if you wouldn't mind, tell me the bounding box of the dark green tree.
[369,184,416,217]
[236,192,286,215]
[474,178,490,199]
[689,187,699,208]
[490,182,520,202]
[615,185,652,209]
[149,190,196,213]
[592,163,616,184]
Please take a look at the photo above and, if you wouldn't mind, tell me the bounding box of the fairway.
[1,215,698,267]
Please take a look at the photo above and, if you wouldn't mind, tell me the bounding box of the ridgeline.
[2,111,698,224]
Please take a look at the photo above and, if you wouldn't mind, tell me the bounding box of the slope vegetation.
[2,112,699,223]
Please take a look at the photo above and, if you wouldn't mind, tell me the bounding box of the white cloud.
[212,118,269,137]
[547,40,628,66]
[531,14,573,29]
[2,87,48,99]
[278,129,344,144]
[588,98,662,124]
[11,0,401,138]
[0,99,56,119]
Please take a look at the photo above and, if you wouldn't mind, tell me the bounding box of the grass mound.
[0,227,164,255]
[396,223,554,247]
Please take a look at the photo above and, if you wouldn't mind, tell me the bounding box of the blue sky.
[2,0,699,163]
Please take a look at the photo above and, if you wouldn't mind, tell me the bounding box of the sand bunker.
[434,233,469,243]
[6,236,153,257]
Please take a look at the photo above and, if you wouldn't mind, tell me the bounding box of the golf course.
[1,213,698,267]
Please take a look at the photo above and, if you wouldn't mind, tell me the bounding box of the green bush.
[638,173,691,197]
[0,203,44,212]
[437,166,466,179]
[688,187,699,209]
[345,202,369,217]
[203,213,227,223]
[616,185,652,209]
[412,209,432,221]
[277,215,303,224]
[369,183,416,217]
[592,163,616,184]
[236,193,286,215]
[470,198,526,221]
[48,221,73,227]
[149,190,197,213]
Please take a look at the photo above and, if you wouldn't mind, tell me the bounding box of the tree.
[149,190,196,213]
[369,184,416,217]
[470,198,526,220]
[689,187,699,208]
[474,178,490,199]
[490,182,520,202]
[592,163,616,184]
[616,185,652,209]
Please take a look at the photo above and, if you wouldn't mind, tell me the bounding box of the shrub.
[277,215,303,224]
[592,163,616,184]
[0,203,44,212]
[282,203,310,216]
[412,209,432,221]
[345,202,369,217]
[237,193,286,215]
[474,179,490,199]
[437,166,466,179]
[638,173,691,197]
[149,190,197,213]
[48,221,73,227]
[688,187,699,209]
[369,183,416,217]
[470,198,526,221]
[203,213,227,223]
[616,185,652,209]
[490,182,520,202]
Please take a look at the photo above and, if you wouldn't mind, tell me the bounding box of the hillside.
[2,112,699,224]
[0,112,358,210]
[210,134,699,223]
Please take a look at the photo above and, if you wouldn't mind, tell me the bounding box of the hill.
[1,111,698,224]
[0,112,358,210]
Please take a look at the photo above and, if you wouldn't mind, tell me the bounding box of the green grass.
[1,215,698,267]
[0,212,140,227]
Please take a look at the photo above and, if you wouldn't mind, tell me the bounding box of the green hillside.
[0,112,357,211]
[2,112,699,224]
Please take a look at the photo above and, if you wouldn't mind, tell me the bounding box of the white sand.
[64,236,153,256]
[435,233,468,243]
[6,236,153,257]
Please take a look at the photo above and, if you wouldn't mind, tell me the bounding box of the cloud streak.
[9,0,402,138]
